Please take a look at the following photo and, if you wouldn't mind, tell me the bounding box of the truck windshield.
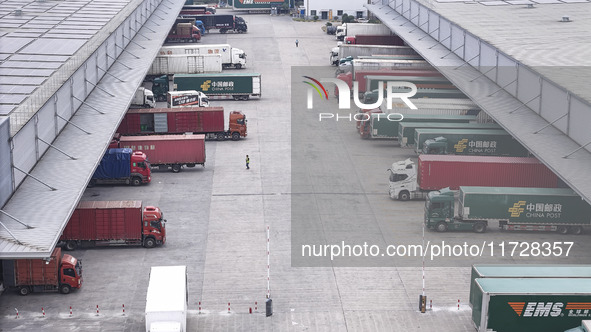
[236,118,244,125]
[75,261,82,276]
[151,219,162,230]
[389,172,408,182]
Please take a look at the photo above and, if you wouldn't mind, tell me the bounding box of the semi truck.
[336,44,419,63]
[167,90,209,107]
[472,278,591,332]
[416,128,530,156]
[425,186,590,233]
[117,107,247,141]
[146,54,222,78]
[174,17,205,35]
[90,148,151,187]
[336,68,443,96]
[183,14,247,33]
[119,134,206,172]
[145,266,187,332]
[389,155,560,201]
[1,247,82,295]
[180,4,215,14]
[361,113,477,139]
[167,73,261,101]
[470,264,591,307]
[131,87,155,108]
[61,200,166,250]
[165,22,201,43]
[158,44,246,69]
[335,23,392,41]
[398,122,502,148]
[344,34,405,45]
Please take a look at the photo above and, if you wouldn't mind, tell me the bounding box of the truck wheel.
[557,226,568,234]
[157,95,166,102]
[144,237,156,248]
[65,241,77,251]
[398,191,411,201]
[19,287,30,296]
[242,96,249,101]
[220,29,227,34]
[217,133,225,141]
[233,95,241,100]
[435,222,448,233]
[473,222,487,233]
[232,132,240,141]
[131,177,142,186]
[569,226,583,235]
[234,64,242,69]
[172,164,182,173]
[59,284,71,294]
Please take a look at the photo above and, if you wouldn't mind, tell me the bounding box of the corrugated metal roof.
[0,0,185,258]
[366,2,591,205]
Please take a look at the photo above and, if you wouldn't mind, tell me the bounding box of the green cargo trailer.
[173,73,261,101]
[369,114,477,139]
[472,278,591,332]
[415,128,530,156]
[470,265,591,307]
[398,122,501,147]
[426,186,591,233]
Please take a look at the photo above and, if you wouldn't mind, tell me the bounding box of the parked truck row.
[152,73,261,101]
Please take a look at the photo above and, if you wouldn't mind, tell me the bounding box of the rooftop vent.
[14,8,22,16]
[526,3,534,8]
[561,16,571,22]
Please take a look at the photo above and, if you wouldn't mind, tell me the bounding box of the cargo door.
[154,113,168,133]
[139,114,155,133]
[174,111,196,133]
[252,76,261,96]
[188,56,204,74]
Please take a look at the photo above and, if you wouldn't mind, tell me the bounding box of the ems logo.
[509,302,566,317]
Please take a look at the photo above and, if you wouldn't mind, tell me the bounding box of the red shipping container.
[117,107,224,135]
[119,134,206,166]
[336,69,444,96]
[62,201,143,242]
[354,35,405,46]
[14,248,61,286]
[417,155,559,190]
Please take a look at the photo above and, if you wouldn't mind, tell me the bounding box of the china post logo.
[508,201,526,217]
[302,76,418,110]
[454,139,468,153]
[200,80,211,91]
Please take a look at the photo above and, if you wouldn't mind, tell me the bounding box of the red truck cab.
[143,205,166,247]
[345,36,356,44]
[228,111,247,140]
[59,253,83,294]
[358,108,382,139]
[131,151,152,184]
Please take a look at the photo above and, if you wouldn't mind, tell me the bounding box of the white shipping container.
[345,23,392,37]
[158,44,246,68]
[145,266,187,332]
[338,45,418,59]
[148,54,222,76]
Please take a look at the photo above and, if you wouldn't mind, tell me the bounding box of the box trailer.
[389,156,560,201]
[336,23,392,41]
[119,134,206,172]
[345,34,405,45]
[425,186,590,233]
[117,107,246,141]
[470,265,591,307]
[166,22,201,43]
[172,73,261,101]
[1,247,82,295]
[183,14,247,33]
[147,54,222,78]
[364,113,477,139]
[472,278,591,332]
[398,122,502,148]
[145,266,187,332]
[61,200,166,250]
[131,87,156,108]
[416,128,530,156]
[166,90,209,107]
[158,44,246,69]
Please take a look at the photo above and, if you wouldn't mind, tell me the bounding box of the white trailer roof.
[146,266,187,313]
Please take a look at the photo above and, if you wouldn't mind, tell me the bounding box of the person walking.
[295,39,299,47]
[246,155,250,169]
